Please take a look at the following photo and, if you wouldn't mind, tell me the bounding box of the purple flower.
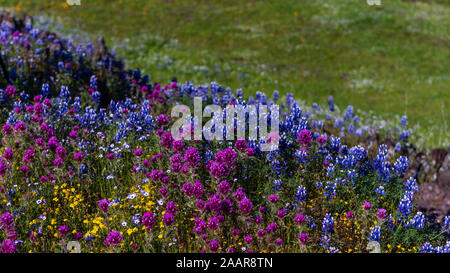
[266,222,278,234]
[68,130,77,140]
[75,232,83,241]
[364,201,372,211]
[166,201,178,214]
[245,148,255,157]
[160,132,173,149]
[162,213,175,226]
[297,129,312,146]
[182,182,193,197]
[192,180,204,199]
[239,197,253,216]
[1,212,14,229]
[142,212,155,230]
[317,135,327,146]
[298,233,308,245]
[244,235,253,244]
[220,198,234,215]
[277,209,286,219]
[14,122,27,132]
[184,147,200,167]
[217,181,231,195]
[276,238,283,246]
[5,85,17,97]
[208,217,219,231]
[0,162,7,176]
[48,136,59,150]
[2,124,12,135]
[133,148,143,157]
[3,148,14,161]
[104,231,123,248]
[157,114,169,126]
[1,239,16,253]
[172,140,185,152]
[59,225,69,237]
[268,194,279,204]
[107,153,115,160]
[74,152,84,163]
[194,218,207,234]
[209,240,219,252]
[160,187,169,198]
[347,211,355,219]
[53,157,64,168]
[294,214,306,225]
[232,229,240,236]
[20,165,30,174]
[377,208,387,220]
[233,187,246,201]
[235,139,247,152]
[98,199,110,213]
[209,161,226,178]
[56,146,67,158]
[257,229,265,238]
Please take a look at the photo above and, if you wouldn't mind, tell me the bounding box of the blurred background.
[0,0,449,148]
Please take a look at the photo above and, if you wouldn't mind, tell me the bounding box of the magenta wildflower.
[347,211,355,219]
[297,129,312,146]
[5,85,17,97]
[217,181,231,195]
[1,212,14,229]
[208,217,219,230]
[277,209,286,219]
[257,229,265,238]
[3,148,14,161]
[2,124,12,135]
[166,201,178,214]
[162,213,175,226]
[59,225,69,237]
[377,208,387,220]
[209,240,219,252]
[298,233,308,245]
[184,147,200,167]
[142,212,155,231]
[133,148,143,157]
[268,194,279,204]
[104,231,123,248]
[160,132,173,149]
[294,214,306,225]
[1,239,16,253]
[53,157,63,168]
[98,199,110,214]
[74,152,84,163]
[239,197,253,215]
[235,139,247,152]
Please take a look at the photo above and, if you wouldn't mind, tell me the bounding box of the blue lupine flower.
[41,83,50,97]
[406,212,425,230]
[394,156,408,176]
[442,216,450,233]
[321,213,334,235]
[369,226,382,242]
[420,242,434,253]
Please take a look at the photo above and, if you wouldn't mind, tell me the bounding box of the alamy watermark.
[66,0,81,6]
[366,0,381,6]
[171,97,280,151]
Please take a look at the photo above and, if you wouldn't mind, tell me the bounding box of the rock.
[438,170,450,190]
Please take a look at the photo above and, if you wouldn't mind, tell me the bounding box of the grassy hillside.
[1,0,449,147]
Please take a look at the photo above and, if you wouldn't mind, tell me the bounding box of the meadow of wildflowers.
[0,11,449,254]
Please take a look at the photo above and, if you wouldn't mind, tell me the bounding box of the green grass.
[1,0,449,147]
